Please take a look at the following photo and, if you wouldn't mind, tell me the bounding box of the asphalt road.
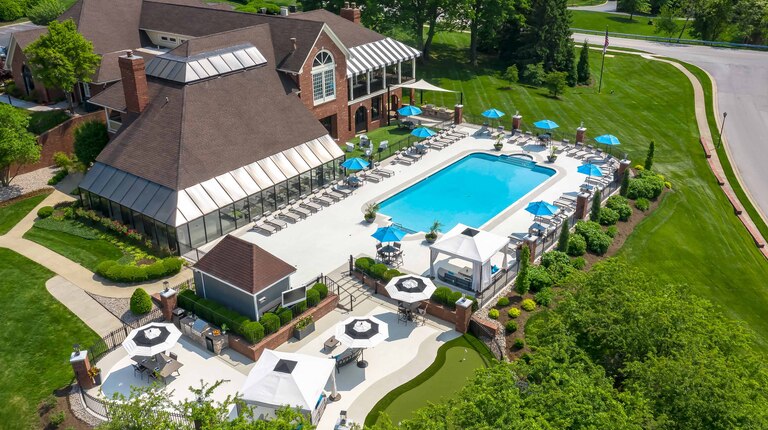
[0,22,40,49]
[574,33,768,222]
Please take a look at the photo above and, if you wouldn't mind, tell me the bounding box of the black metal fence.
[78,387,194,427]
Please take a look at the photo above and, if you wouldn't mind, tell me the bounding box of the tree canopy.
[73,120,109,166]
[0,105,41,186]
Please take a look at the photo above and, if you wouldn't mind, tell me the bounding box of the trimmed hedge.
[382,269,402,282]
[355,257,376,273]
[312,282,328,299]
[306,289,321,307]
[241,321,265,343]
[567,234,587,256]
[37,206,54,218]
[261,313,281,334]
[293,300,308,315]
[496,297,510,308]
[521,299,536,312]
[129,288,152,315]
[505,320,518,333]
[488,309,499,319]
[278,308,293,325]
[95,257,183,283]
[355,257,402,282]
[430,287,465,309]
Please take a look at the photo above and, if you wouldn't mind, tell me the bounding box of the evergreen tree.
[620,170,630,196]
[644,140,655,170]
[557,222,570,252]
[577,39,591,84]
[515,245,531,294]
[590,189,602,222]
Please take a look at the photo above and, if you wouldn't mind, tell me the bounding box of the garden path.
[46,276,123,336]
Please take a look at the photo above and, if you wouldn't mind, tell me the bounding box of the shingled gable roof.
[94,24,330,190]
[293,8,384,48]
[194,235,296,295]
[58,0,144,55]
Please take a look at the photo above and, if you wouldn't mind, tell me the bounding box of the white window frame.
[311,51,336,105]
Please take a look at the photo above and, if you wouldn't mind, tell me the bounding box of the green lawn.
[24,226,124,271]
[0,192,50,235]
[364,334,494,427]
[571,10,694,39]
[345,125,432,161]
[567,0,605,6]
[415,31,768,354]
[0,248,98,429]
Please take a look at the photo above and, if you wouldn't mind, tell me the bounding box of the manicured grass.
[571,10,694,39]
[345,125,431,160]
[24,226,124,271]
[364,334,494,427]
[27,109,70,135]
[568,0,605,5]
[0,192,50,235]
[416,31,768,354]
[0,248,98,429]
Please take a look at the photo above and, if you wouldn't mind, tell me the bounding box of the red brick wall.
[9,45,64,104]
[14,111,105,175]
[227,293,340,361]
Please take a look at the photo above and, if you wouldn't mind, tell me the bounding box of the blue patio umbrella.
[481,108,505,119]
[525,200,560,217]
[534,119,559,130]
[577,163,604,177]
[341,157,370,170]
[371,225,407,243]
[411,127,436,139]
[594,134,620,146]
[398,105,423,117]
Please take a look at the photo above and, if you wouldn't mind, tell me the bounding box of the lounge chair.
[300,199,322,213]
[395,153,413,165]
[289,206,311,218]
[374,168,395,177]
[402,151,421,162]
[312,195,334,206]
[265,216,288,229]
[326,190,346,201]
[255,221,279,235]
[277,211,301,223]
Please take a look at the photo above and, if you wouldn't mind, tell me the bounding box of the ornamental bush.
[535,287,555,307]
[448,291,464,308]
[635,197,650,211]
[432,287,453,306]
[260,313,281,334]
[508,307,521,318]
[541,251,570,268]
[130,288,152,315]
[627,171,664,200]
[369,263,388,280]
[355,257,375,273]
[496,297,510,308]
[513,338,525,349]
[599,207,619,226]
[382,269,401,282]
[95,257,183,282]
[488,309,499,319]
[292,300,307,314]
[241,321,265,343]
[278,308,292,325]
[306,289,321,307]
[571,257,587,270]
[521,299,536,312]
[606,225,618,238]
[528,266,553,293]
[606,195,628,210]
[311,282,328,299]
[567,234,587,256]
[37,206,54,218]
[575,221,613,255]
[616,204,633,221]
[505,320,518,333]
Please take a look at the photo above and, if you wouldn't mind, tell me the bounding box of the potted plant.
[364,202,380,223]
[88,367,102,386]
[293,316,315,340]
[425,220,442,243]
[493,135,504,151]
[220,323,229,335]
[547,145,558,162]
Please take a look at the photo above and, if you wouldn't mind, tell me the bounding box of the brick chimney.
[340,2,361,24]
[118,50,149,114]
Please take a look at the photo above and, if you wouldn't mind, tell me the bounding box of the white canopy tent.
[393,79,456,93]
[429,224,510,292]
[241,349,337,424]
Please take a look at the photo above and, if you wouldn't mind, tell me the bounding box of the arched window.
[311,51,335,104]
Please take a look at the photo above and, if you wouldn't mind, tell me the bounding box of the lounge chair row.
[252,183,351,235]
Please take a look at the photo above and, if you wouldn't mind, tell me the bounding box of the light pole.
[716,112,728,150]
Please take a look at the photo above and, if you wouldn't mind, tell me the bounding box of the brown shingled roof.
[293,9,384,48]
[194,235,296,294]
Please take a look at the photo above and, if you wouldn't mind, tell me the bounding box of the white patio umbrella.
[122,322,181,357]
[335,316,389,368]
[385,274,437,303]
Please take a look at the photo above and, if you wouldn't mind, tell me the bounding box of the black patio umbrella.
[335,316,389,368]
[384,275,437,303]
[122,322,181,357]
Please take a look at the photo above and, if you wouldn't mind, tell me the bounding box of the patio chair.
[327,190,346,201]
[312,195,334,206]
[394,152,413,165]
[300,199,321,213]
[362,171,384,183]
[277,211,301,224]
[266,216,288,230]
[254,221,278,235]
[290,205,311,219]
[374,168,395,177]
[169,352,178,361]
[132,364,145,380]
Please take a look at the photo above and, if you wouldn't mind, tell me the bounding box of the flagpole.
[598,27,608,94]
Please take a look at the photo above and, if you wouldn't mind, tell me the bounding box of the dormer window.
[311,51,335,105]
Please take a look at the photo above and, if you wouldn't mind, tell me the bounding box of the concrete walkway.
[46,276,123,336]
[0,94,69,111]
[0,174,192,299]
[569,1,615,12]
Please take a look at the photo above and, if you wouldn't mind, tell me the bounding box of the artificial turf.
[0,192,50,235]
[0,248,98,429]
[408,31,768,353]
[364,334,494,427]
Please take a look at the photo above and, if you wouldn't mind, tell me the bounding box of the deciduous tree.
[618,0,651,20]
[0,105,40,186]
[503,64,519,88]
[544,71,567,97]
[73,120,109,166]
[654,4,679,38]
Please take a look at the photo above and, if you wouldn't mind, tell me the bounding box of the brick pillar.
[523,235,538,263]
[118,51,149,114]
[160,289,178,321]
[617,159,631,182]
[576,126,587,143]
[454,104,463,124]
[512,114,522,130]
[575,192,590,219]
[454,297,473,334]
[409,88,415,105]
[71,350,95,389]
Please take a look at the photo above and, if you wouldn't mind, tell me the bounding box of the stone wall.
[227,293,340,361]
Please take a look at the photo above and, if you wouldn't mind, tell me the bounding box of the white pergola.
[241,349,337,425]
[429,224,510,291]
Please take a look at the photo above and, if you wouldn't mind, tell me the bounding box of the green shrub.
[599,207,619,225]
[513,338,525,349]
[541,251,570,268]
[534,287,555,307]
[606,225,618,238]
[49,410,65,427]
[508,307,521,318]
[144,261,166,278]
[432,287,452,306]
[355,257,375,273]
[575,221,613,255]
[571,257,586,270]
[260,313,280,334]
[241,321,265,343]
[627,171,664,199]
[177,289,199,311]
[292,300,307,314]
[95,260,117,277]
[37,206,54,218]
[73,121,109,166]
[312,282,328,299]
[505,320,518,333]
[306,289,320,307]
[635,197,650,211]
[448,291,464,307]
[496,296,510,307]
[616,204,633,221]
[27,0,64,25]
[369,263,388,280]
[47,169,68,185]
[606,195,628,210]
[382,269,401,282]
[162,257,183,274]
[488,309,499,319]
[521,299,536,312]
[0,0,25,21]
[130,288,152,315]
[278,308,293,325]
[528,266,553,293]
[567,234,587,256]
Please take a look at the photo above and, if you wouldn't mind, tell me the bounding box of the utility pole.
[717,112,728,150]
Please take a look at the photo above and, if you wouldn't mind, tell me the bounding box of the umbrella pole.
[330,371,341,401]
[357,349,368,368]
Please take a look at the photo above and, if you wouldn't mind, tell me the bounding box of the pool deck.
[204,125,598,284]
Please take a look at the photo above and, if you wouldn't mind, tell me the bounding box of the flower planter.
[91,373,102,386]
[293,321,315,340]
[493,144,504,151]
[364,216,375,223]
[547,155,558,163]
[425,234,437,243]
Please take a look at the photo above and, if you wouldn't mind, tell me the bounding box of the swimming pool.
[379,153,555,232]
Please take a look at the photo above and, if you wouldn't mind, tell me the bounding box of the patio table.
[132,353,183,381]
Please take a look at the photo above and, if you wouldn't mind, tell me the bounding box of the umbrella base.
[357,360,369,368]
[330,393,342,401]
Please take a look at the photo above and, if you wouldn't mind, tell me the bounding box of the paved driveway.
[574,33,768,221]
[0,21,41,48]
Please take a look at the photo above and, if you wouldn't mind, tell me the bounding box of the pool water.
[379,153,555,232]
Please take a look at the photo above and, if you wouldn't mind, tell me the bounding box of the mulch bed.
[38,387,93,430]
